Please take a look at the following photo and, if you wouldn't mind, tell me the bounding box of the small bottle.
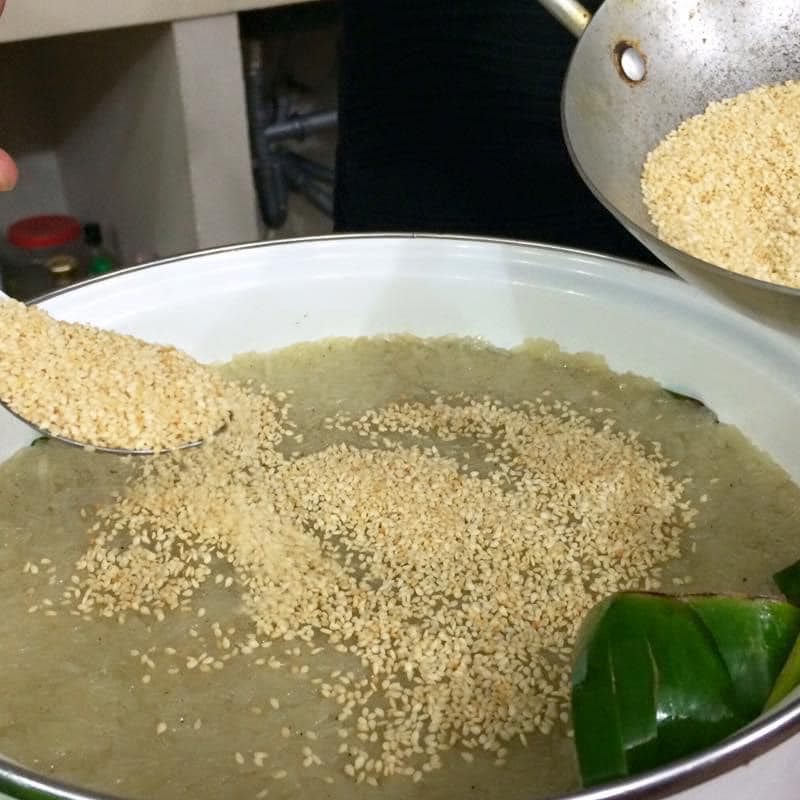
[83,222,116,276]
[46,254,80,289]
[4,214,85,299]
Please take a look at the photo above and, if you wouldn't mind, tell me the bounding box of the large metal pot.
[536,0,800,336]
[1,235,800,800]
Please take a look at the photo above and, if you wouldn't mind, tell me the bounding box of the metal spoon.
[0,400,220,456]
[0,290,227,456]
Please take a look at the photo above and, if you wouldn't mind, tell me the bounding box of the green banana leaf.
[774,558,800,607]
[766,634,800,709]
[765,558,800,709]
[686,596,800,718]
[571,591,800,788]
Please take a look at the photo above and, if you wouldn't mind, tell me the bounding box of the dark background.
[334,0,656,264]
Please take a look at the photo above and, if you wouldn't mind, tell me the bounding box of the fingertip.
[0,149,18,191]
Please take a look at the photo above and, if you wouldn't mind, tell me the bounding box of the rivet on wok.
[614,41,647,82]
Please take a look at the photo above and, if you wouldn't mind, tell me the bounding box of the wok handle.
[535,0,592,37]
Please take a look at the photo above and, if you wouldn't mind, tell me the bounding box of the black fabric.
[334,0,657,264]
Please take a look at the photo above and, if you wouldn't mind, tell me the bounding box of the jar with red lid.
[1,214,89,300]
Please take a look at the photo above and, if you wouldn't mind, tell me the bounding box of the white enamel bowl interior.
[3,234,800,800]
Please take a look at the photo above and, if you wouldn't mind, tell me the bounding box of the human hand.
[0,0,18,191]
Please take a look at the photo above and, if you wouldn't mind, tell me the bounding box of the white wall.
[0,39,69,231]
[0,15,260,265]
[172,14,261,251]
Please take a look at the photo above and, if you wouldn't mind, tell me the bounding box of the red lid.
[7,215,82,249]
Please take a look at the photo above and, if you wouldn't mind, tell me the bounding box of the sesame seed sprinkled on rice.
[55,373,690,783]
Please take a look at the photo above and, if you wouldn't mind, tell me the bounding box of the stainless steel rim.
[27,232,682,308]
[4,232,798,800]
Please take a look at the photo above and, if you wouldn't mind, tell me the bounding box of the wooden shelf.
[0,0,311,44]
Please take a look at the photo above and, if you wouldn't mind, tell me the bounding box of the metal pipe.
[281,154,334,217]
[263,110,339,144]
[283,151,335,184]
[244,40,289,228]
[535,0,591,38]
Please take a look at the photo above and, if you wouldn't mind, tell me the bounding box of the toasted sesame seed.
[642,81,800,289]
[0,299,231,451]
[156,722,167,735]
[58,368,694,785]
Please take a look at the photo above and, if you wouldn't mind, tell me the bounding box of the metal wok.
[537,0,800,336]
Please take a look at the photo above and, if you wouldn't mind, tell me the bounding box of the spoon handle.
[535,0,591,38]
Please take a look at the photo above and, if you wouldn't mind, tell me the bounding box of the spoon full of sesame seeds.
[0,295,232,455]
